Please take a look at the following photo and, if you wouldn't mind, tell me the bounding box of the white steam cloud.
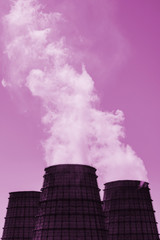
[2,0,148,184]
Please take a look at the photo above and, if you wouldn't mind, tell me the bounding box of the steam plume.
[2,0,148,183]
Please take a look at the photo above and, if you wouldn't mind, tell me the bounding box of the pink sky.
[0,0,160,236]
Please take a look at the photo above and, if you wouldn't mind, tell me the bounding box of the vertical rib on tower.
[103,180,159,240]
[33,164,106,240]
[2,191,40,240]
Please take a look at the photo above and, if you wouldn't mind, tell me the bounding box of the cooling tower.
[103,180,159,240]
[2,191,40,240]
[33,164,106,240]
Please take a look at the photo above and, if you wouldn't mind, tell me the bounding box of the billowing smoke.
[2,0,148,184]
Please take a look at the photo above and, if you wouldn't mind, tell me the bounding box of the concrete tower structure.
[33,164,106,240]
[2,191,40,240]
[103,180,159,240]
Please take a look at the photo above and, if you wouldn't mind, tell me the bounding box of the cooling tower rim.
[9,191,40,194]
[45,164,96,171]
[104,180,149,186]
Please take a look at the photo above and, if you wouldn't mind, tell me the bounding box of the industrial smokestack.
[33,164,106,240]
[102,180,159,240]
[2,191,40,240]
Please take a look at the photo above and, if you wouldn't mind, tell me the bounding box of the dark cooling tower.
[2,191,40,240]
[103,180,159,240]
[33,164,106,240]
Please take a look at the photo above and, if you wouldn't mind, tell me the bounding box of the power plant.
[1,164,159,240]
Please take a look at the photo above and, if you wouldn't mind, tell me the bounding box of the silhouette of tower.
[33,164,106,240]
[103,180,159,240]
[2,191,40,240]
